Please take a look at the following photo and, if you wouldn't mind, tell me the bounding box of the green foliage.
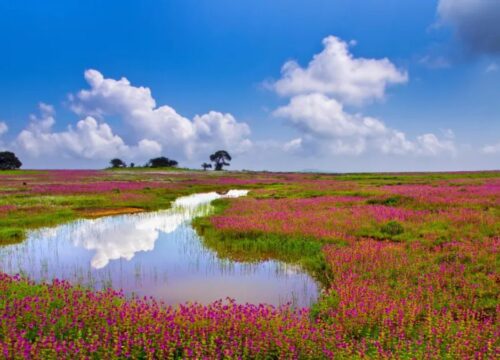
[147,156,178,168]
[356,221,406,242]
[109,158,126,168]
[310,290,340,321]
[0,151,22,170]
[209,150,231,171]
[381,220,405,236]
[0,228,24,245]
[193,199,333,286]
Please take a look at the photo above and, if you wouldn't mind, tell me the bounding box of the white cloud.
[271,36,408,105]
[0,121,7,151]
[17,103,162,161]
[282,138,303,153]
[136,139,163,156]
[416,133,456,156]
[269,35,456,159]
[274,93,387,139]
[438,0,500,55]
[274,93,455,156]
[482,142,500,154]
[378,130,416,155]
[0,122,8,136]
[193,111,252,154]
[71,69,252,159]
[29,103,56,132]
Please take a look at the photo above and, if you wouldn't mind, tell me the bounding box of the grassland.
[0,169,498,358]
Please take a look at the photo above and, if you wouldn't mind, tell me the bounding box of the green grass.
[0,209,75,245]
[0,169,47,176]
[0,228,24,245]
[193,198,333,286]
[0,180,258,244]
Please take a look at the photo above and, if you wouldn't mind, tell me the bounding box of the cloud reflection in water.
[44,190,248,269]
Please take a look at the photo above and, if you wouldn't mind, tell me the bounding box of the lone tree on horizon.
[210,150,231,171]
[110,158,126,168]
[147,156,178,168]
[0,151,22,170]
[201,162,212,171]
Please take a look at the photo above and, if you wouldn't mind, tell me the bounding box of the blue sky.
[0,0,498,171]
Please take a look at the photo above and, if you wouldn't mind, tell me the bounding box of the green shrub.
[381,221,404,236]
[367,196,403,206]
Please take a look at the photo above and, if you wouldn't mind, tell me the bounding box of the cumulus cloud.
[13,70,251,166]
[438,0,500,55]
[0,121,8,136]
[193,111,252,154]
[274,93,387,140]
[17,103,162,160]
[274,93,455,156]
[70,70,252,158]
[269,35,456,159]
[271,36,408,105]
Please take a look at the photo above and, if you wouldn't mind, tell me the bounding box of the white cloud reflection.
[39,190,248,269]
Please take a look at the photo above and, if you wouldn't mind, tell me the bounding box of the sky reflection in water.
[0,190,318,307]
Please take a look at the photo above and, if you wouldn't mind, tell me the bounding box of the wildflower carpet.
[0,170,498,358]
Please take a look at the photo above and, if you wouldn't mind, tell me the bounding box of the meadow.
[0,169,498,359]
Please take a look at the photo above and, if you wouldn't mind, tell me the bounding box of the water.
[0,190,319,307]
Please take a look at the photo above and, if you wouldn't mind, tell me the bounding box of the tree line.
[109,157,178,169]
[0,149,233,171]
[109,150,232,171]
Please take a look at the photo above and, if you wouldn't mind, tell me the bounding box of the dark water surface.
[0,190,319,307]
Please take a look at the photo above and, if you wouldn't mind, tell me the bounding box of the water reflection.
[0,190,319,307]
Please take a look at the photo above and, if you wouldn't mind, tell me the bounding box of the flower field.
[0,169,498,358]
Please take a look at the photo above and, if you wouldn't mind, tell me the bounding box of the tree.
[130,162,135,168]
[147,156,178,168]
[201,162,212,171]
[110,158,126,168]
[0,151,22,170]
[210,150,231,171]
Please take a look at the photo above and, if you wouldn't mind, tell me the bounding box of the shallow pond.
[0,190,319,307]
